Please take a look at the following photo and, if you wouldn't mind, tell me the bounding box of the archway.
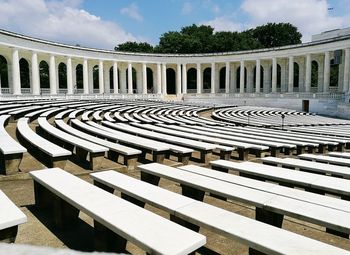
[187,68,197,92]
[203,68,211,92]
[19,58,30,91]
[330,59,339,88]
[0,55,9,91]
[166,68,176,94]
[93,65,99,90]
[270,64,281,90]
[58,62,67,89]
[76,64,83,90]
[39,61,49,89]
[147,68,154,93]
[253,66,264,91]
[219,67,226,91]
[126,67,137,92]
[109,67,120,92]
[293,62,299,91]
[311,61,318,90]
[236,67,247,91]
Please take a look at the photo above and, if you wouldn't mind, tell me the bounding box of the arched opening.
[39,61,50,89]
[203,68,211,92]
[293,62,299,91]
[311,61,318,90]
[253,66,264,90]
[187,68,197,92]
[19,58,30,91]
[58,62,67,89]
[93,65,99,91]
[126,67,137,92]
[219,67,226,91]
[270,64,281,90]
[236,67,247,91]
[76,64,83,91]
[147,68,154,93]
[330,58,339,88]
[166,68,176,94]
[0,55,9,91]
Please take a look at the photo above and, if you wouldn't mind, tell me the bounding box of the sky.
[0,0,349,50]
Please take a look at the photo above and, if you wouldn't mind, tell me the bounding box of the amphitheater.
[1,27,350,255]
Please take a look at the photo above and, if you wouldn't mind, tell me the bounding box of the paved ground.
[1,114,350,254]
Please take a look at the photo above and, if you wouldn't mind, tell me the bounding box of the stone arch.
[253,66,264,90]
[203,67,211,92]
[166,68,176,94]
[311,60,318,89]
[236,66,247,90]
[19,58,30,90]
[58,62,67,89]
[147,67,154,92]
[76,64,83,90]
[93,65,99,90]
[187,68,197,91]
[219,67,226,90]
[270,64,282,89]
[293,62,299,90]
[330,58,339,88]
[0,55,9,90]
[39,60,49,89]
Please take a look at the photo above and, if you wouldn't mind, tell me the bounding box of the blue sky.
[0,0,349,49]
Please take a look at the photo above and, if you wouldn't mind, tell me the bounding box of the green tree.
[115,41,154,53]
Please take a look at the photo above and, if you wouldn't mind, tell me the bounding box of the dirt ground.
[1,114,350,254]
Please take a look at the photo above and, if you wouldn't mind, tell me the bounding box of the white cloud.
[212,4,220,14]
[0,0,137,49]
[241,0,350,42]
[120,3,143,22]
[203,17,244,32]
[181,2,193,15]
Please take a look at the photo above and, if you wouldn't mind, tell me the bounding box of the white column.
[197,63,202,94]
[231,64,236,93]
[156,63,161,94]
[288,56,294,92]
[98,60,104,94]
[240,60,245,93]
[255,59,261,93]
[305,54,311,92]
[128,62,133,94]
[247,65,254,93]
[104,65,110,94]
[182,63,187,94]
[31,52,40,95]
[344,48,350,93]
[113,62,118,94]
[142,63,147,94]
[176,63,181,95]
[272,57,277,93]
[225,62,230,93]
[12,49,21,95]
[120,67,127,93]
[211,62,215,94]
[49,55,57,95]
[162,63,167,94]
[83,59,89,94]
[67,57,73,94]
[324,51,330,92]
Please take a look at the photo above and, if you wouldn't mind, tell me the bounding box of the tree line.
[115,22,302,54]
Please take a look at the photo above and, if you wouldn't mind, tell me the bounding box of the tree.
[115,41,154,53]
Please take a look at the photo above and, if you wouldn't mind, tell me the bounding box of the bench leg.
[94,220,127,253]
[53,195,80,229]
[76,147,88,161]
[337,143,345,152]
[326,228,349,238]
[0,152,23,175]
[51,157,67,169]
[200,150,212,165]
[238,148,248,160]
[270,148,280,157]
[0,226,18,243]
[255,208,284,228]
[307,146,316,153]
[170,215,199,232]
[181,184,205,201]
[152,152,165,163]
[318,144,327,154]
[89,152,105,170]
[107,151,118,161]
[220,150,232,160]
[296,146,305,155]
[124,156,138,171]
[94,180,115,194]
[141,172,160,186]
[178,153,191,165]
[121,193,145,207]
[34,181,54,209]
[284,148,293,156]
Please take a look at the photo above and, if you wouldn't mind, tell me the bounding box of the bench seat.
[0,190,27,243]
[299,153,350,167]
[90,170,350,255]
[29,168,205,254]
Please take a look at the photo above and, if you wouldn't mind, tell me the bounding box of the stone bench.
[17,117,71,169]
[0,115,27,175]
[299,153,350,167]
[139,163,350,239]
[29,168,205,254]
[37,117,108,170]
[55,119,141,170]
[91,170,350,255]
[0,190,27,243]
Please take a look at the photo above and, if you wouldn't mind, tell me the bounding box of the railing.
[218,88,226,93]
[93,89,100,94]
[76,89,84,94]
[21,88,31,94]
[40,88,50,94]
[187,89,197,94]
[58,89,68,94]
[1,88,10,94]
[203,89,211,94]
